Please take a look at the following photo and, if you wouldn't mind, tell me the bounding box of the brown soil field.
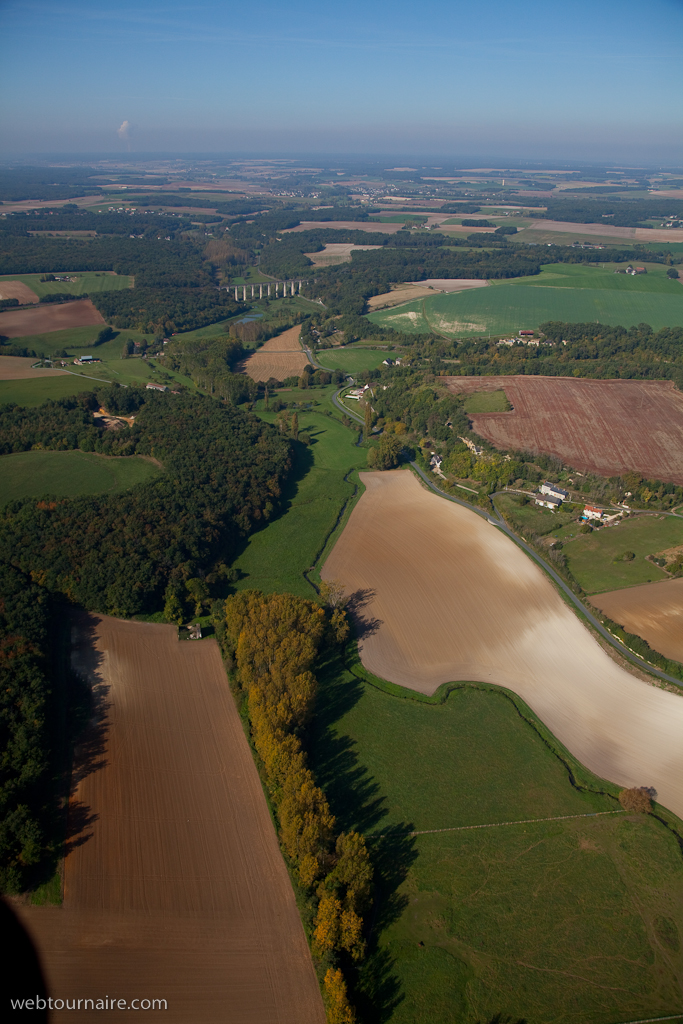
[237,325,310,382]
[591,578,683,664]
[367,279,489,310]
[283,220,404,234]
[444,375,683,485]
[0,299,105,338]
[0,280,39,303]
[528,220,683,243]
[0,355,69,379]
[15,614,323,1024]
[322,471,683,818]
[304,243,382,266]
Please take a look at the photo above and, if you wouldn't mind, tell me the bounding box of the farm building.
[535,494,562,510]
[145,383,168,392]
[583,505,605,521]
[459,436,484,456]
[540,482,569,501]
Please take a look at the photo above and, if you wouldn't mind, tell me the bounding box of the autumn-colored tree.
[185,577,209,617]
[340,907,365,961]
[279,772,335,886]
[330,607,350,644]
[363,400,373,442]
[163,585,184,625]
[323,968,356,1024]
[313,893,342,956]
[291,411,299,440]
[618,787,652,813]
[319,578,347,609]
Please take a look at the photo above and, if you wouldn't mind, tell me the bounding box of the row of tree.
[218,589,371,1023]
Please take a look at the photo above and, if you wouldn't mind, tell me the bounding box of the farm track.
[322,471,683,818]
[16,614,324,1024]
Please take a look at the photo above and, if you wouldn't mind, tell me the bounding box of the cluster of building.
[73,355,101,365]
[534,481,570,509]
[615,265,647,275]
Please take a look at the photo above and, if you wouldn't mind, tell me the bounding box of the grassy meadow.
[310,663,683,1024]
[462,388,511,413]
[0,450,161,505]
[0,271,133,299]
[316,346,391,375]
[558,513,683,593]
[231,385,367,597]
[367,262,683,336]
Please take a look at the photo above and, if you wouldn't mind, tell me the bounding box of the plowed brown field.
[0,299,105,338]
[15,615,323,1024]
[322,471,683,817]
[237,325,309,382]
[591,578,683,664]
[367,279,489,310]
[445,375,683,485]
[0,356,69,379]
[0,280,39,303]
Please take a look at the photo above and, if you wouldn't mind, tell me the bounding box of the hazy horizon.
[1,0,682,164]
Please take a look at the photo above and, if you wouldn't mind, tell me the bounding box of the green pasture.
[310,666,683,1024]
[368,262,683,336]
[0,450,161,506]
[559,513,683,593]
[0,374,98,407]
[0,272,133,299]
[231,387,367,597]
[316,347,388,374]
[9,324,153,357]
[462,389,510,413]
[495,493,582,537]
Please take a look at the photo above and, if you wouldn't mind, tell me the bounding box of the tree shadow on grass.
[312,647,418,1022]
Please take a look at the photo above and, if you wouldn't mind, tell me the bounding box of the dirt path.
[322,471,683,818]
[16,615,324,1023]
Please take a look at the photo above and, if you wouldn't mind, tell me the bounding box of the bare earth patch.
[591,579,683,664]
[322,471,683,818]
[367,279,489,310]
[237,325,310,381]
[0,280,39,303]
[0,298,105,338]
[0,356,69,379]
[444,375,683,486]
[15,614,323,1024]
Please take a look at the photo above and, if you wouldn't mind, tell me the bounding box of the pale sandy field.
[367,279,489,310]
[305,243,382,266]
[322,471,683,818]
[0,280,39,303]
[16,614,324,1024]
[528,220,683,243]
[591,578,683,665]
[237,325,310,381]
[0,356,69,379]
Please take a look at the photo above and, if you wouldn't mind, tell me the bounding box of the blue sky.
[1,0,682,162]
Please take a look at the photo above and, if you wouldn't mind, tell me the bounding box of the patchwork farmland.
[322,470,683,818]
[16,614,324,1024]
[367,262,683,335]
[444,375,683,486]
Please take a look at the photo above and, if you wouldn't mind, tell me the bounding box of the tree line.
[217,589,371,1024]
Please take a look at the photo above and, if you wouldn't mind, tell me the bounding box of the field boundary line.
[613,1016,683,1023]
[368,808,625,838]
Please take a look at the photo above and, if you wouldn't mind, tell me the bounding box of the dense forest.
[0,208,196,237]
[0,388,292,617]
[532,198,683,226]
[0,567,56,892]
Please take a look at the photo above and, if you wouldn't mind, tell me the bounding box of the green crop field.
[0,272,133,299]
[231,386,367,597]
[556,513,683,593]
[462,389,511,413]
[317,347,389,374]
[310,665,683,1024]
[368,263,683,336]
[0,374,99,407]
[0,450,161,505]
